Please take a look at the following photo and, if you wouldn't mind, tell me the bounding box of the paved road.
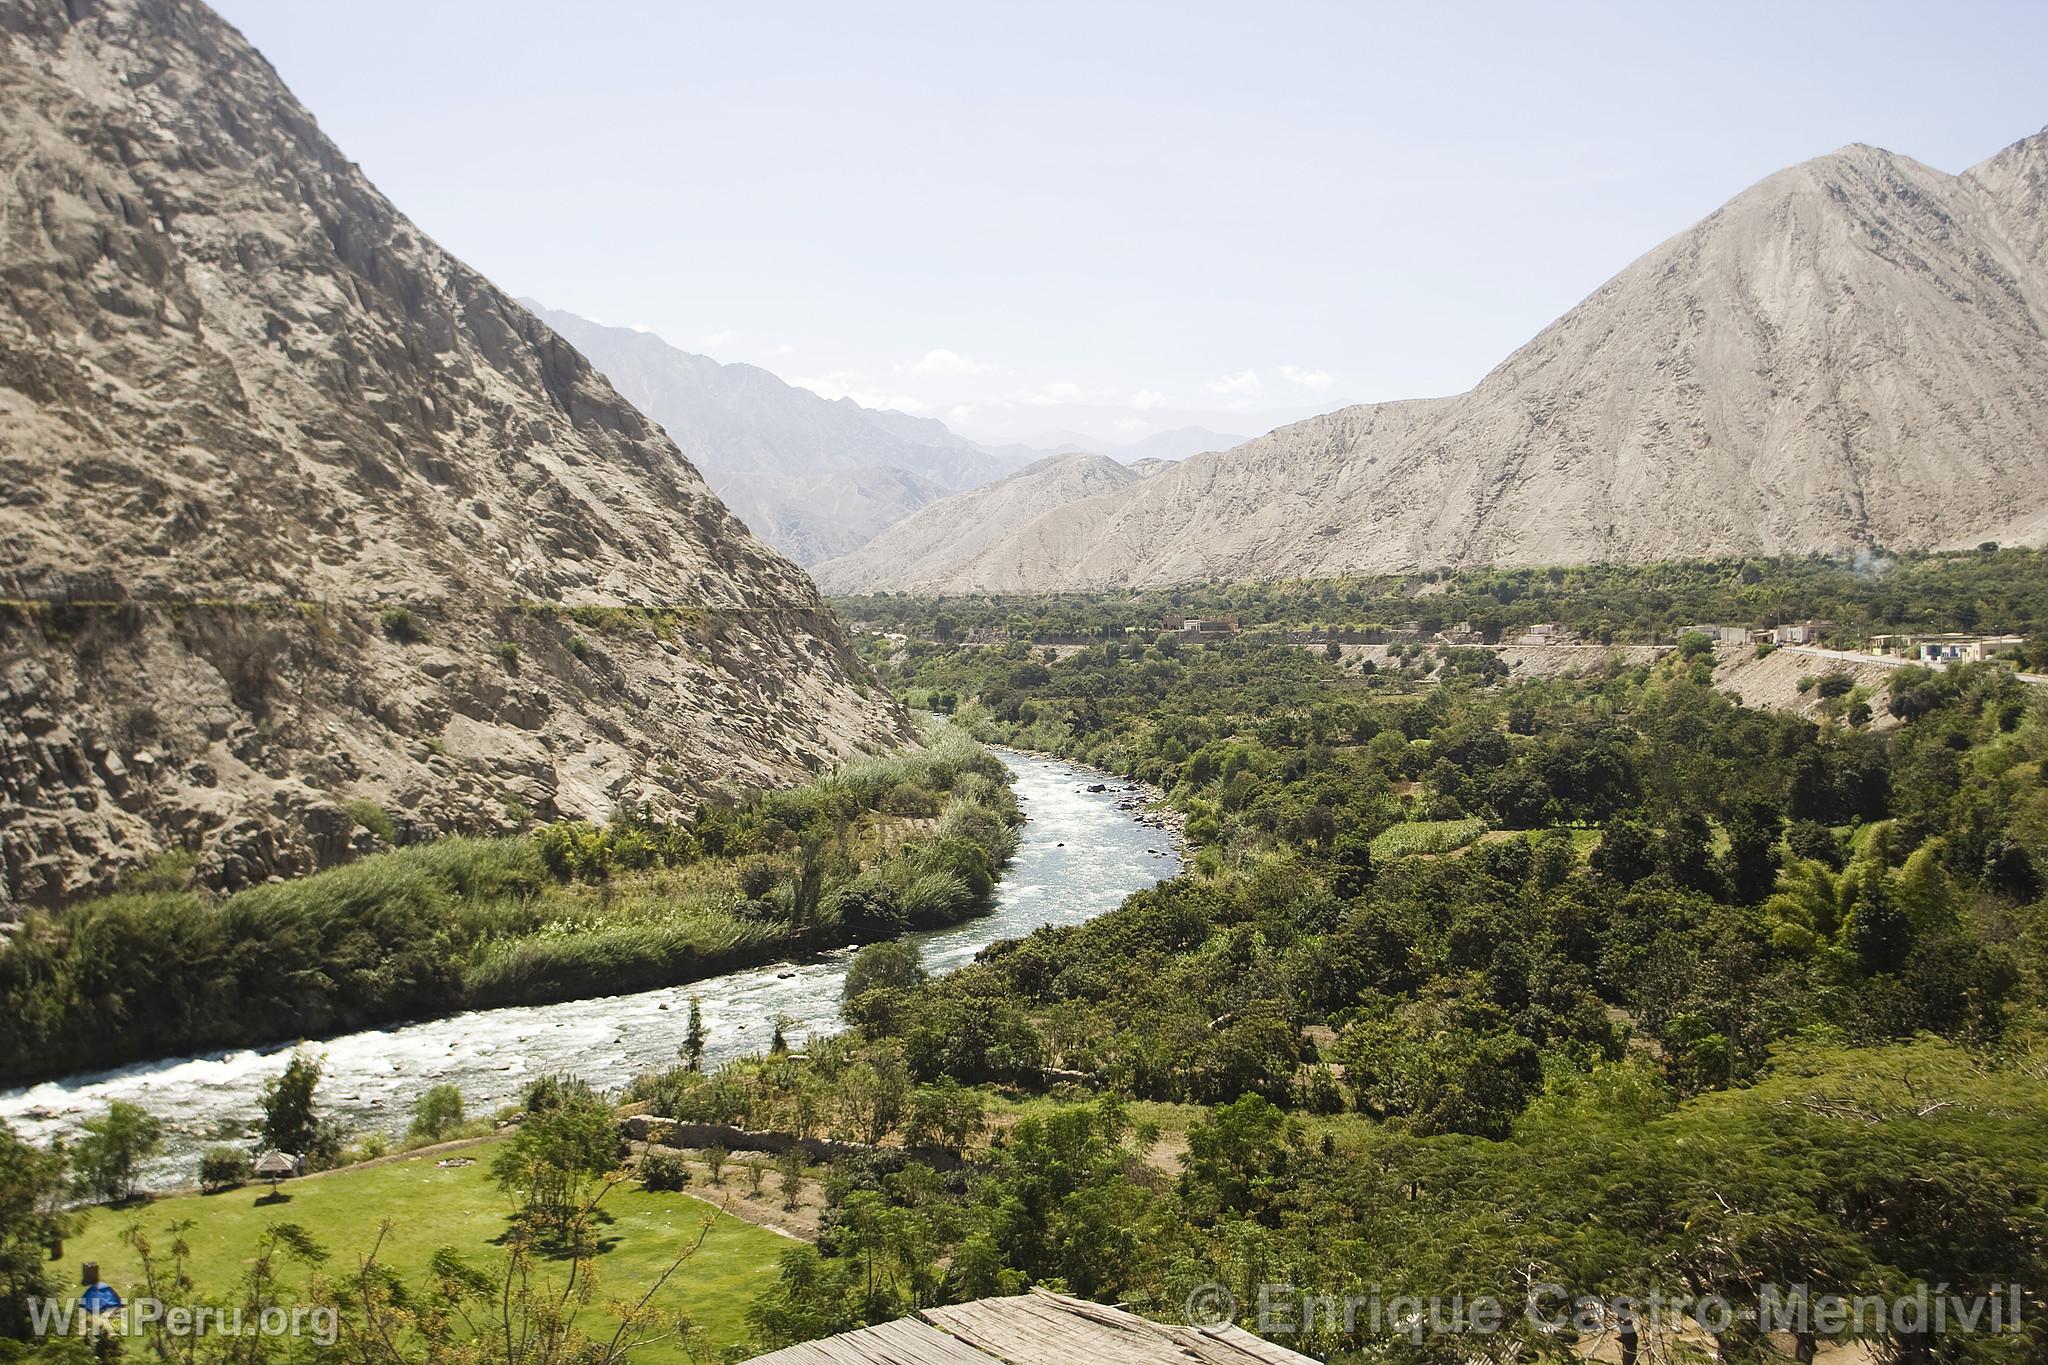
[1776,645,2047,686]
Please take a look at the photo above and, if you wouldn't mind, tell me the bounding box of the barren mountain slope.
[812,453,1143,594]
[0,0,908,909]
[527,306,1015,564]
[922,132,2048,593]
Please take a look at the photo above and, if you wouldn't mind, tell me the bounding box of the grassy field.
[67,1141,792,1360]
[1368,816,1487,860]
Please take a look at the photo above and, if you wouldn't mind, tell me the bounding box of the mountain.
[0,0,909,909]
[523,307,1027,564]
[813,454,1146,594]
[906,132,2048,593]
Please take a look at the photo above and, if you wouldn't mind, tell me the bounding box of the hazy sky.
[212,0,2047,447]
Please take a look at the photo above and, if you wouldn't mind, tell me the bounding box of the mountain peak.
[885,124,2048,593]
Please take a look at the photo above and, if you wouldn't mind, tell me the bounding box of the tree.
[0,1122,72,1337]
[259,1051,336,1164]
[1982,839,2043,902]
[491,1086,625,1244]
[1329,831,1374,898]
[1845,878,1913,976]
[407,1084,466,1144]
[843,941,926,1007]
[1591,818,1656,885]
[69,1100,163,1203]
[199,1146,251,1192]
[682,996,707,1072]
[778,1148,806,1211]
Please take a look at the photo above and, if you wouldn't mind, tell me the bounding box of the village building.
[1869,632,2028,663]
[1174,616,1237,641]
[1771,619,1834,645]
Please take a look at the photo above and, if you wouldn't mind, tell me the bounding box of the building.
[1869,632,2028,664]
[1435,620,1484,645]
[1771,619,1833,646]
[1175,616,1236,640]
[1515,622,1572,645]
[745,1289,1318,1365]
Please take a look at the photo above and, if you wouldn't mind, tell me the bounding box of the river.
[0,751,1178,1189]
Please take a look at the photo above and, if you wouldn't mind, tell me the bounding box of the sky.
[212,0,2048,448]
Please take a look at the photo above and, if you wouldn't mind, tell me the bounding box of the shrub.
[639,1151,690,1192]
[735,855,782,900]
[1795,674,1818,693]
[380,608,422,643]
[844,941,927,1004]
[345,799,398,845]
[408,1083,466,1144]
[495,641,520,668]
[1816,671,1855,699]
[199,1146,251,1193]
[119,848,197,894]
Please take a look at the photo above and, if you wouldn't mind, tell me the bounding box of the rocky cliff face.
[0,0,909,910]
[812,453,1144,594]
[910,132,2048,593]
[526,306,1024,565]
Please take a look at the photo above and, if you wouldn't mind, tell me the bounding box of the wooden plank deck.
[748,1287,1317,1365]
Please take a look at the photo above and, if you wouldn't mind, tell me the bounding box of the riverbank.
[3,750,1179,1191]
[988,742,1187,850]
[0,731,1018,1089]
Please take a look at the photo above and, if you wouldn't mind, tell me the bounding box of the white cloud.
[901,348,994,377]
[1279,365,1333,391]
[1022,380,1084,406]
[769,342,796,356]
[1129,388,1169,410]
[1114,417,1150,435]
[1206,369,1263,398]
[698,330,735,350]
[790,370,930,412]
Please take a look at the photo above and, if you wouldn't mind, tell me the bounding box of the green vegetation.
[706,570,2048,1359]
[66,1100,162,1204]
[377,606,422,643]
[10,555,2048,1362]
[406,1083,467,1144]
[836,546,2048,658]
[343,796,397,844]
[0,729,1018,1085]
[63,1142,788,1362]
[1367,815,1486,860]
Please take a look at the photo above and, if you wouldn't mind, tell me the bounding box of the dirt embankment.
[1711,645,1904,730]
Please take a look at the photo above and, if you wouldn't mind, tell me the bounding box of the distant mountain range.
[522,305,1036,564]
[813,453,1165,594]
[854,128,2048,593]
[524,307,1251,566]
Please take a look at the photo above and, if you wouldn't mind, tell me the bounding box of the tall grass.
[0,732,1021,1085]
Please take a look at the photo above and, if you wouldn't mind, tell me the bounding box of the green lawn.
[68,1142,793,1360]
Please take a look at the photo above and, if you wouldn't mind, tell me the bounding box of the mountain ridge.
[812,452,1148,594]
[523,305,1029,564]
[895,130,2048,593]
[0,0,908,907]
